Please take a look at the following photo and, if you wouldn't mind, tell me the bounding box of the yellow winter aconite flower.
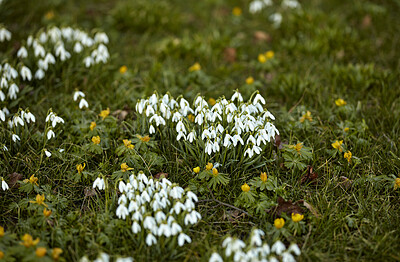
[289,143,303,153]
[260,172,268,183]
[292,213,304,222]
[121,163,133,172]
[335,98,347,106]
[344,151,352,162]
[21,234,40,248]
[26,174,39,186]
[332,140,343,152]
[246,76,254,85]
[265,51,274,59]
[212,168,219,176]
[274,218,285,229]
[208,98,216,106]
[206,162,213,170]
[92,136,101,145]
[0,251,4,259]
[300,111,312,123]
[123,139,134,149]
[189,62,201,72]
[232,7,242,16]
[76,163,85,174]
[394,178,400,190]
[99,108,110,119]
[241,183,250,192]
[193,167,200,173]
[30,194,48,207]
[188,114,195,122]
[137,135,151,143]
[43,208,52,217]
[44,10,55,20]
[258,54,266,63]
[0,226,4,237]
[90,121,96,131]
[35,247,47,257]
[119,65,128,74]
[52,248,63,260]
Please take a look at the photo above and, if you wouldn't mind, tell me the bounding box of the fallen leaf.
[112,109,129,121]
[274,135,282,149]
[223,47,236,63]
[300,165,318,185]
[8,172,23,188]
[154,172,168,179]
[84,187,96,197]
[253,31,271,43]
[273,197,304,216]
[361,15,371,29]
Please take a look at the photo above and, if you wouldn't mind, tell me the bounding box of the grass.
[0,0,400,261]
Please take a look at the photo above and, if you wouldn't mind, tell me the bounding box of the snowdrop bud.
[78,98,89,109]
[178,233,191,246]
[1,178,9,191]
[47,130,55,140]
[45,150,52,157]
[12,134,20,142]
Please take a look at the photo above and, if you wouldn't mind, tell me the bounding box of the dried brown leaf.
[274,197,304,216]
[253,31,271,43]
[8,172,23,188]
[300,165,318,185]
[154,172,168,179]
[223,47,237,63]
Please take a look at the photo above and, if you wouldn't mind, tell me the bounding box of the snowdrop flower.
[73,91,85,101]
[178,233,191,246]
[93,177,105,190]
[8,83,19,99]
[288,243,301,256]
[253,93,266,105]
[0,27,11,42]
[35,69,45,80]
[1,178,9,191]
[115,258,133,262]
[271,240,286,255]
[94,32,109,44]
[282,0,300,8]
[0,110,4,122]
[249,0,264,13]
[45,150,52,157]
[79,98,89,109]
[209,253,223,262]
[282,252,296,262]
[146,233,157,246]
[83,56,94,68]
[270,13,283,27]
[12,134,20,142]
[24,111,35,123]
[17,46,28,58]
[149,125,155,134]
[116,205,129,219]
[47,130,55,140]
[73,42,83,53]
[94,253,109,262]
[20,66,32,81]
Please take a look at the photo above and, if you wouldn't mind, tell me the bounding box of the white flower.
[271,240,286,255]
[209,252,223,262]
[17,46,28,58]
[270,13,283,27]
[145,233,157,246]
[288,243,301,256]
[0,110,5,121]
[45,150,52,157]
[1,178,9,191]
[74,42,83,53]
[79,98,89,109]
[131,221,141,234]
[12,134,20,142]
[24,112,35,123]
[178,233,191,246]
[83,56,94,68]
[282,252,296,262]
[282,0,300,8]
[249,0,264,13]
[73,91,85,101]
[115,258,134,262]
[35,69,45,80]
[116,205,129,219]
[93,177,105,190]
[0,27,11,42]
[253,93,266,105]
[47,130,55,140]
[20,66,32,81]
[149,125,155,134]
[8,83,19,99]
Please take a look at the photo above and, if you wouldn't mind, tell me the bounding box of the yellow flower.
[212,168,219,176]
[246,76,254,85]
[43,208,52,217]
[76,163,85,174]
[331,140,343,152]
[28,174,39,186]
[300,111,312,123]
[274,218,285,229]
[232,7,242,16]
[260,172,268,183]
[265,51,274,59]
[0,251,4,259]
[258,54,266,63]
[208,98,216,106]
[21,234,40,248]
[35,247,47,257]
[44,10,55,20]
[289,143,303,153]
[394,178,400,190]
[335,98,347,107]
[0,226,4,237]
[188,114,195,122]
[30,194,48,207]
[123,139,134,149]
[121,163,134,172]
[99,108,110,120]
[52,248,63,260]
[241,183,250,192]
[137,135,151,143]
[193,167,200,174]
[292,213,304,222]
[189,62,201,72]
[90,121,96,131]
[92,136,101,145]
[205,162,213,170]
[119,65,128,74]
[344,127,349,132]
[344,151,352,163]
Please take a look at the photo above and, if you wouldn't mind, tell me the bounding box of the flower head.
[21,234,40,248]
[92,136,101,145]
[394,178,400,190]
[212,168,219,176]
[138,135,151,143]
[188,114,195,122]
[0,226,4,237]
[90,121,96,131]
[76,163,85,174]
[241,183,250,192]
[260,172,268,183]
[206,162,213,170]
[43,208,52,217]
[291,213,304,222]
[300,111,312,123]
[29,194,48,207]
[193,166,200,174]
[189,62,201,72]
[258,54,266,63]
[121,163,134,172]
[331,140,343,152]
[289,143,303,153]
[246,76,254,85]
[335,98,347,107]
[1,178,9,191]
[232,7,242,16]
[274,218,285,229]
[265,50,274,59]
[123,139,134,149]
[28,174,39,186]
[52,248,63,260]
[36,247,47,257]
[344,151,352,163]
[344,127,349,132]
[0,251,3,259]
[208,98,216,106]
[119,65,128,74]
[99,108,110,119]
